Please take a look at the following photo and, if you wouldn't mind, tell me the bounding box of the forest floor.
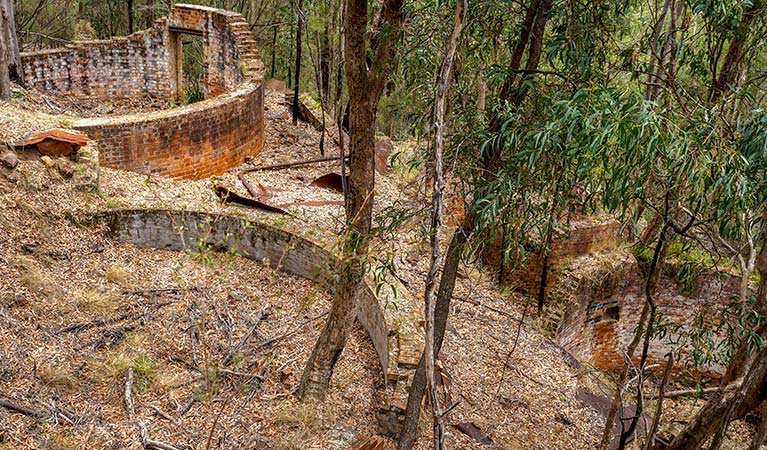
[0,86,758,449]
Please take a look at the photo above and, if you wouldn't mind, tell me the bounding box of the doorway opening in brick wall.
[169,29,204,104]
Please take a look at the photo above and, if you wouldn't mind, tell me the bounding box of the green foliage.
[654,299,766,372]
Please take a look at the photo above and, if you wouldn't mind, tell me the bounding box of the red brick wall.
[74,85,263,179]
[21,19,172,98]
[489,219,621,292]
[557,261,739,375]
[21,4,265,180]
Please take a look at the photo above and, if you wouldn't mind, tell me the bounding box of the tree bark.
[298,0,404,402]
[398,1,552,447]
[667,344,767,450]
[292,0,304,125]
[127,0,134,34]
[0,0,20,90]
[600,222,668,450]
[666,244,767,449]
[422,2,466,447]
[0,25,8,100]
[397,215,472,450]
[709,1,760,102]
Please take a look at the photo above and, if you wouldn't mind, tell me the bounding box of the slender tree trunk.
[600,223,668,450]
[667,245,767,449]
[644,353,674,450]
[270,25,277,79]
[292,0,304,125]
[298,0,404,402]
[422,2,466,447]
[398,215,472,450]
[399,2,552,447]
[128,0,134,34]
[0,32,9,100]
[709,1,759,102]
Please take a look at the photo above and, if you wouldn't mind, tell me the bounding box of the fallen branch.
[0,397,48,419]
[242,155,348,172]
[259,311,328,348]
[649,385,734,400]
[223,306,269,366]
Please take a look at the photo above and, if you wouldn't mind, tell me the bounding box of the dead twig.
[242,155,349,172]
[223,306,269,366]
[258,311,328,348]
[0,397,48,419]
[125,369,185,450]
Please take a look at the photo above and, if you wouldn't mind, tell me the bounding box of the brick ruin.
[556,257,739,376]
[20,4,264,179]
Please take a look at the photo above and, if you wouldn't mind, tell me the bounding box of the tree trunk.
[667,344,767,450]
[748,409,767,450]
[422,1,466,447]
[0,0,20,86]
[600,222,668,450]
[292,0,304,125]
[298,0,404,402]
[128,0,134,34]
[398,2,552,446]
[397,215,472,450]
[0,31,8,100]
[709,1,759,102]
[270,25,277,79]
[667,245,767,449]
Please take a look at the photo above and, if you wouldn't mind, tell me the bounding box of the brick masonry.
[556,259,739,375]
[100,207,424,436]
[102,208,391,377]
[20,4,265,180]
[74,85,264,179]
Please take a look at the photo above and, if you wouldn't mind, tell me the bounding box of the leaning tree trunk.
[667,343,767,450]
[297,0,404,402]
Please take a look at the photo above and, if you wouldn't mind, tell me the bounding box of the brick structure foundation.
[20,4,264,180]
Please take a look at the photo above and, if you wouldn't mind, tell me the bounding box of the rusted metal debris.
[310,172,347,193]
[213,185,288,214]
[451,422,494,446]
[215,183,343,213]
[22,129,88,156]
[349,435,387,450]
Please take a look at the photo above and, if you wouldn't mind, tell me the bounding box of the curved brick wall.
[101,209,390,376]
[20,4,264,180]
[73,84,263,178]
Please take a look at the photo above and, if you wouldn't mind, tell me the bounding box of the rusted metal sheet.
[22,129,88,156]
[349,435,387,450]
[451,422,494,446]
[310,172,346,193]
[213,185,288,214]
